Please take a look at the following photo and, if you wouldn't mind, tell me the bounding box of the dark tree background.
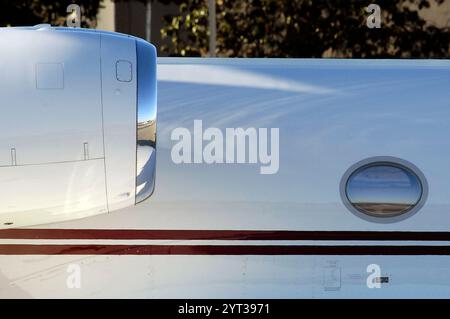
[0,0,101,28]
[1,0,449,58]
[161,0,450,58]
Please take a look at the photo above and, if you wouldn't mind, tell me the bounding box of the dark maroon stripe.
[0,244,449,255]
[0,229,450,241]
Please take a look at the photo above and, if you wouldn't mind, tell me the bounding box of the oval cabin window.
[345,162,423,218]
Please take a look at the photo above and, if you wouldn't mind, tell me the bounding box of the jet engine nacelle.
[0,25,157,228]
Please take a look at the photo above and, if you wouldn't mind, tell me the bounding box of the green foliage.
[161,0,209,56]
[0,0,101,28]
[161,0,450,57]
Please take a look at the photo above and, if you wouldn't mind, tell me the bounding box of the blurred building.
[96,0,178,56]
[96,0,115,31]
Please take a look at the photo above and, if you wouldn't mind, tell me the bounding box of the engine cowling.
[0,25,157,228]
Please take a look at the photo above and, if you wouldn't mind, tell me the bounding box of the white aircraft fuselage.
[1,27,450,298]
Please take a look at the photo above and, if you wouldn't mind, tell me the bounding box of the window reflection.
[346,163,422,217]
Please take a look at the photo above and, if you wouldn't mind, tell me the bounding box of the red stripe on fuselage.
[0,244,449,255]
[1,229,450,241]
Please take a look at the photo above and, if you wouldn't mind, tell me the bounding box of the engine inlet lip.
[135,39,157,205]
